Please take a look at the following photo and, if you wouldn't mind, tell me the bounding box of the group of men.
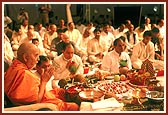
[4,4,165,111]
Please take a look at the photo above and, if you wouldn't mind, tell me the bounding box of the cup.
[84,67,89,74]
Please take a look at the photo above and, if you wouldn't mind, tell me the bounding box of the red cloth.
[4,59,79,111]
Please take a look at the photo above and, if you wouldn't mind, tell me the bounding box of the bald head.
[17,43,39,62]
[62,33,70,43]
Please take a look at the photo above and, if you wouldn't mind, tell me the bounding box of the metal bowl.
[146,91,164,103]
[104,76,114,80]
[79,89,104,101]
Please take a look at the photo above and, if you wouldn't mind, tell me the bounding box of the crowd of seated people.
[4,4,165,111]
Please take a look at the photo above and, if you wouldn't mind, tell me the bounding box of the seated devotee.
[144,17,152,31]
[34,55,54,91]
[43,24,58,58]
[65,22,82,46]
[32,38,46,56]
[34,55,65,102]
[156,18,165,39]
[76,28,92,63]
[123,24,139,51]
[83,22,95,38]
[28,25,43,46]
[151,27,164,60]
[55,33,76,56]
[101,24,115,51]
[57,19,68,32]
[87,28,108,63]
[19,25,44,48]
[101,36,132,74]
[11,25,27,56]
[4,42,79,111]
[75,20,86,34]
[123,19,132,33]
[4,34,15,66]
[113,23,125,39]
[20,19,29,34]
[134,24,146,41]
[4,15,13,40]
[52,42,84,88]
[19,29,34,45]
[50,29,64,53]
[131,30,164,70]
[36,23,47,41]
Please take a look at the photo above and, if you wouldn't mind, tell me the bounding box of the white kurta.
[131,41,155,69]
[87,37,108,63]
[52,54,84,80]
[101,50,132,74]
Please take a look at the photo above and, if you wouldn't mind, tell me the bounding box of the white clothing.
[124,31,139,49]
[43,31,57,49]
[134,27,145,41]
[76,24,86,34]
[157,25,165,39]
[76,36,91,62]
[65,29,82,45]
[38,27,47,40]
[101,50,132,74]
[144,24,151,31]
[11,31,27,51]
[52,54,84,80]
[131,41,155,69]
[20,25,28,34]
[101,31,115,49]
[4,34,15,65]
[87,37,108,63]
[113,29,124,39]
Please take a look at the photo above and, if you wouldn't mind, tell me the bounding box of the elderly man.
[52,42,84,88]
[101,36,132,74]
[43,24,57,58]
[55,33,76,56]
[4,42,79,111]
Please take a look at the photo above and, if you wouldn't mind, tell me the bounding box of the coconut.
[58,79,67,88]
[74,74,86,83]
[119,66,129,75]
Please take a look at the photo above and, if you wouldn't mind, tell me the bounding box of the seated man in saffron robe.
[4,42,79,111]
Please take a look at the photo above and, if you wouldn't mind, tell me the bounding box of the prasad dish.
[97,81,131,94]
[146,91,164,103]
[128,82,148,88]
[79,89,104,101]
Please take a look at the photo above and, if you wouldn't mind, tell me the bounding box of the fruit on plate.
[144,72,151,77]
[120,74,126,81]
[74,74,86,83]
[128,70,152,86]
[119,66,129,75]
[129,74,146,86]
[114,75,120,82]
[98,81,131,95]
[140,87,149,93]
